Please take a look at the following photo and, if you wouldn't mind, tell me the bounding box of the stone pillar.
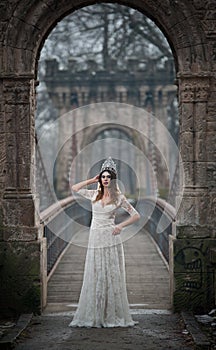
[172,74,216,313]
[0,77,46,316]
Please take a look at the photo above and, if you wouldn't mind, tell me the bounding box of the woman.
[69,157,140,328]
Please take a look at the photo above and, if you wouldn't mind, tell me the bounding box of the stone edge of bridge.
[181,311,211,350]
[0,314,33,349]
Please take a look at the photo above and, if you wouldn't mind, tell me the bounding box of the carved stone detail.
[179,77,210,102]
[202,20,216,36]
[3,79,32,105]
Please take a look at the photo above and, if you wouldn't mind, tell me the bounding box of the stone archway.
[0,0,215,315]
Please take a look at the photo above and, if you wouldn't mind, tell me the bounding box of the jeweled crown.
[100,157,117,175]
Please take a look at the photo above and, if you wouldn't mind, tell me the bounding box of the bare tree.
[39,3,172,76]
[37,3,173,133]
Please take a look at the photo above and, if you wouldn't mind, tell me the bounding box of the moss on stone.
[0,208,4,240]
[23,284,41,314]
[0,241,42,316]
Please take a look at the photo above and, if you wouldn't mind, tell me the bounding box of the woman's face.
[100,171,112,188]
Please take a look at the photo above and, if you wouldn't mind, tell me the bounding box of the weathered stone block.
[18,48,35,75]
[198,193,210,226]
[18,163,31,189]
[182,162,194,187]
[5,104,16,132]
[0,240,42,315]
[17,133,31,164]
[195,78,210,100]
[207,191,216,227]
[3,79,31,104]
[0,47,3,75]
[194,131,207,162]
[0,21,8,44]
[18,104,31,131]
[176,225,212,239]
[173,272,213,313]
[207,102,216,121]
[202,19,216,37]
[0,173,5,193]
[173,238,216,313]
[194,103,207,132]
[5,162,17,188]
[207,121,216,131]
[176,195,196,225]
[170,22,191,49]
[2,197,36,226]
[1,240,40,274]
[176,189,213,226]
[0,1,15,21]
[209,91,216,100]
[6,16,39,50]
[179,132,194,162]
[13,0,50,29]
[211,50,216,71]
[0,137,6,170]
[5,133,16,162]
[1,225,38,241]
[176,47,192,72]
[210,248,216,264]
[206,131,216,162]
[211,78,216,93]
[5,104,31,133]
[207,163,216,187]
[179,103,193,133]
[0,78,4,113]
[194,161,207,187]
[179,80,195,102]
[179,77,210,103]
[0,115,4,135]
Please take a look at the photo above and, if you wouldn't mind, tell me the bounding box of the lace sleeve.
[76,189,97,200]
[120,194,139,216]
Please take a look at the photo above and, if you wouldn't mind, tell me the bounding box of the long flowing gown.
[69,188,139,328]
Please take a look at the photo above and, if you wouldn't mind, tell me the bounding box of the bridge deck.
[45,229,171,313]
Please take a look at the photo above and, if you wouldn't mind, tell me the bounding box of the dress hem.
[69,320,139,328]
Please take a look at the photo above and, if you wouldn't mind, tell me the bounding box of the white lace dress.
[69,189,139,328]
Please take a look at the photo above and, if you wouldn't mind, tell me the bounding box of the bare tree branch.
[40,3,172,72]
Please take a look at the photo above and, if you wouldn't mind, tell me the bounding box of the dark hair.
[93,169,119,205]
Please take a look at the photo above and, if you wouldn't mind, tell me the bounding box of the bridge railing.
[40,193,175,276]
[35,136,56,212]
[137,197,176,262]
[40,196,91,275]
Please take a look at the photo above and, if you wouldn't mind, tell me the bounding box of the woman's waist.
[91,217,115,226]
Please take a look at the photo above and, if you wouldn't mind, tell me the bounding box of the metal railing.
[39,190,176,275]
[137,197,176,262]
[40,196,91,275]
[36,137,56,211]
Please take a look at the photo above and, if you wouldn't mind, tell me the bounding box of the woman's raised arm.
[71,175,99,192]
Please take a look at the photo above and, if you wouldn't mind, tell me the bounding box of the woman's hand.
[112,224,123,235]
[85,175,99,186]
[72,174,99,191]
[90,174,99,184]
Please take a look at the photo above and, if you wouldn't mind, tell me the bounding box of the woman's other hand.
[112,224,123,235]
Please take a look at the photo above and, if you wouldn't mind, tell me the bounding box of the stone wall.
[0,0,215,315]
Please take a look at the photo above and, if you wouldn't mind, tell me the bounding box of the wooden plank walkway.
[45,229,171,313]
